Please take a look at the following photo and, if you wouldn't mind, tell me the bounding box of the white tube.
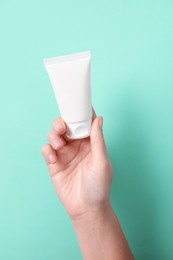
[44,51,92,139]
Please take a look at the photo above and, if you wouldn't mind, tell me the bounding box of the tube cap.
[66,119,92,139]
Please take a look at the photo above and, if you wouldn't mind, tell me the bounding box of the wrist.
[72,202,114,232]
[72,203,134,260]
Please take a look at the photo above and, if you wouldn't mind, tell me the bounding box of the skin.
[41,108,134,260]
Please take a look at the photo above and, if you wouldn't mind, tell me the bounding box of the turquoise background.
[0,0,173,259]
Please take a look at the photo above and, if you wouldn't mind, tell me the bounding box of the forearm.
[72,204,134,260]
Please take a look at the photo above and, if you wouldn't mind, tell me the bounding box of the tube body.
[44,51,92,139]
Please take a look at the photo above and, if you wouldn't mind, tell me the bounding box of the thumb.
[90,116,108,163]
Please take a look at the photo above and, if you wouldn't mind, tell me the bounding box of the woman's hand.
[41,108,134,259]
[41,108,113,221]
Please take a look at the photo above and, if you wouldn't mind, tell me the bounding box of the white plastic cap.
[66,119,92,139]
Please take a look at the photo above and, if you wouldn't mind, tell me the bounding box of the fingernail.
[99,117,103,128]
[53,138,63,149]
[48,154,56,163]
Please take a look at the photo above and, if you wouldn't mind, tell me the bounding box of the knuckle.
[101,160,112,172]
[101,160,109,169]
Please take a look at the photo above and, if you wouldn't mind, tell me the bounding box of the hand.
[41,109,134,260]
[41,108,113,221]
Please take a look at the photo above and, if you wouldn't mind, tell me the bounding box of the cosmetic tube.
[44,51,92,139]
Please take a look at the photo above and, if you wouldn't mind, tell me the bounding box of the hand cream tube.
[44,51,92,139]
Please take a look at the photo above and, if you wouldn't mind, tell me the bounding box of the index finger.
[52,117,66,135]
[52,106,96,140]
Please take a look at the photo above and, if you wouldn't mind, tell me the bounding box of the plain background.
[0,0,173,259]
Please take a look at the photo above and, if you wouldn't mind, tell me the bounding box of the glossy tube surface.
[44,51,92,139]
